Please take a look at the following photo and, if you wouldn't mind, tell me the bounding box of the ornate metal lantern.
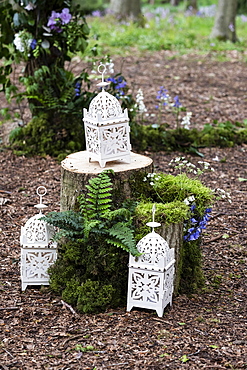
[20,186,57,291]
[83,64,131,168]
[127,205,175,317]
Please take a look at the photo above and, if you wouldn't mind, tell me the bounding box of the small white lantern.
[83,63,131,168]
[127,205,175,317]
[20,186,57,291]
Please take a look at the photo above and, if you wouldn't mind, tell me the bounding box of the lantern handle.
[146,203,161,231]
[97,63,110,89]
[36,186,47,205]
[98,63,106,81]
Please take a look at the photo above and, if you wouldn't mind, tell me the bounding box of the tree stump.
[60,151,153,211]
[60,150,183,293]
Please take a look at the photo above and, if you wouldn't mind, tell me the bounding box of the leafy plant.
[44,171,139,256]
[42,171,140,313]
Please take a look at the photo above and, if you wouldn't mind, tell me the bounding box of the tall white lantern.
[127,206,175,317]
[20,186,57,291]
[83,64,131,168]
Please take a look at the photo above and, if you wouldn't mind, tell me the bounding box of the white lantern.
[20,186,57,291]
[127,205,175,317]
[83,64,131,168]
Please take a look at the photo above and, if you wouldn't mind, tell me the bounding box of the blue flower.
[173,95,181,108]
[74,80,81,97]
[184,206,212,242]
[30,39,37,50]
[106,76,127,97]
[156,86,169,104]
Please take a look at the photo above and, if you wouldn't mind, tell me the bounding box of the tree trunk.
[210,0,238,42]
[170,0,180,5]
[186,0,198,11]
[160,222,183,295]
[109,0,141,18]
[60,151,153,211]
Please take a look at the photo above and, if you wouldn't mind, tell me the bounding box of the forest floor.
[0,50,247,369]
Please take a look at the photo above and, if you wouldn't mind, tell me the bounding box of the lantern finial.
[97,63,110,89]
[146,203,161,231]
[34,186,48,213]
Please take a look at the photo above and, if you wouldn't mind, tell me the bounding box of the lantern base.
[21,281,50,292]
[88,153,131,168]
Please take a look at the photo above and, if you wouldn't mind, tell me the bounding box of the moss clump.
[152,173,213,215]
[134,200,189,240]
[9,113,85,160]
[49,240,129,313]
[130,122,247,153]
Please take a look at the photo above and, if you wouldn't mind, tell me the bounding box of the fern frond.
[103,208,131,222]
[85,171,113,217]
[41,211,84,241]
[107,222,141,257]
[83,219,101,239]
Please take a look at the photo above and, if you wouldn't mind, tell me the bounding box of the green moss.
[130,122,247,153]
[153,173,213,215]
[135,200,188,239]
[77,280,116,314]
[10,113,85,158]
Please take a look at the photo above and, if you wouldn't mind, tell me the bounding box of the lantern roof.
[87,63,124,121]
[20,186,57,248]
[88,89,122,120]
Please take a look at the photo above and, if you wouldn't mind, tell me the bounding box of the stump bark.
[60,151,153,211]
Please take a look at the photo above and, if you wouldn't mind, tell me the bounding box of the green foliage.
[47,169,213,312]
[88,7,247,57]
[152,173,213,214]
[77,280,115,313]
[9,113,85,160]
[44,171,140,313]
[44,171,139,256]
[130,122,247,154]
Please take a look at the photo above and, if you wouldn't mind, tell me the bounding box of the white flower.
[135,88,147,113]
[13,32,32,52]
[184,195,195,205]
[25,2,36,10]
[181,111,192,130]
[106,60,114,74]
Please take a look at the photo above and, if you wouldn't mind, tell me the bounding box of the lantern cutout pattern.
[20,186,57,291]
[83,63,131,168]
[127,205,175,317]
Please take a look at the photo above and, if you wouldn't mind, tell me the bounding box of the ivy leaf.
[238,177,247,182]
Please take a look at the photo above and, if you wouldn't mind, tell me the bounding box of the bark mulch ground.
[0,51,247,369]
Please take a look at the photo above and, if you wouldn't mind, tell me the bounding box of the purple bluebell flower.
[173,95,181,108]
[47,10,60,28]
[190,217,198,224]
[92,10,102,17]
[184,207,212,242]
[106,76,126,97]
[60,8,72,24]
